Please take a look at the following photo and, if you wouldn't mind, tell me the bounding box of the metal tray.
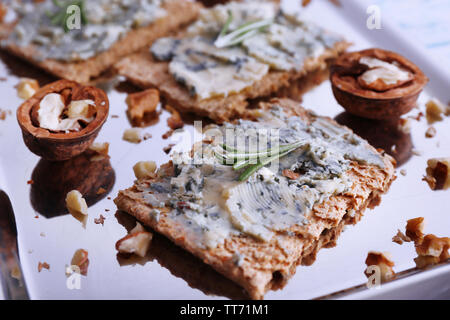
[0,0,449,299]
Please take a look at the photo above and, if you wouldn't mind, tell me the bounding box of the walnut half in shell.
[17,80,109,161]
[331,48,428,120]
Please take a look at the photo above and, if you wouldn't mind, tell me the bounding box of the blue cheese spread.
[150,1,342,100]
[140,105,385,249]
[3,0,167,62]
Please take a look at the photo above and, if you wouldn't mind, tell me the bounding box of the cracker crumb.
[162,129,174,139]
[38,262,50,272]
[282,169,300,180]
[96,187,107,195]
[163,144,175,154]
[400,169,407,176]
[392,229,411,245]
[411,149,422,156]
[94,215,106,226]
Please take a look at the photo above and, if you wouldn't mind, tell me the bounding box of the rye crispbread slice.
[115,41,350,123]
[114,98,396,299]
[0,1,201,84]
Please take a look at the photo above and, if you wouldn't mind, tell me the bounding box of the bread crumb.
[38,262,50,272]
[365,251,395,283]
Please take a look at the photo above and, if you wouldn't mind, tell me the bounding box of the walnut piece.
[71,249,89,276]
[16,78,39,100]
[133,161,157,179]
[116,231,153,258]
[406,217,425,243]
[397,118,411,134]
[126,89,159,126]
[89,142,109,156]
[365,251,395,283]
[123,128,143,143]
[414,234,450,269]
[166,105,184,130]
[66,190,88,227]
[426,98,447,124]
[94,214,106,226]
[423,157,450,190]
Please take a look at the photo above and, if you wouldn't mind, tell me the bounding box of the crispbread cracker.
[116,41,350,123]
[114,98,396,299]
[0,1,201,84]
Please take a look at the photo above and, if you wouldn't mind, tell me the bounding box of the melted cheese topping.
[360,57,411,86]
[150,1,342,100]
[139,106,385,249]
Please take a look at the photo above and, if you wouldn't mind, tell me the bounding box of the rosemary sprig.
[215,141,304,181]
[214,11,273,48]
[47,0,87,32]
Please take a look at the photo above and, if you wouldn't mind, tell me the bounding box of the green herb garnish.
[47,0,87,32]
[215,141,304,181]
[214,11,273,48]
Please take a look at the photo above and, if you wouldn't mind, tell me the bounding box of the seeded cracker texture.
[0,1,201,84]
[114,98,396,299]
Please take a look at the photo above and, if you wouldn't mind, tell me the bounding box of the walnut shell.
[330,48,428,120]
[17,80,109,161]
